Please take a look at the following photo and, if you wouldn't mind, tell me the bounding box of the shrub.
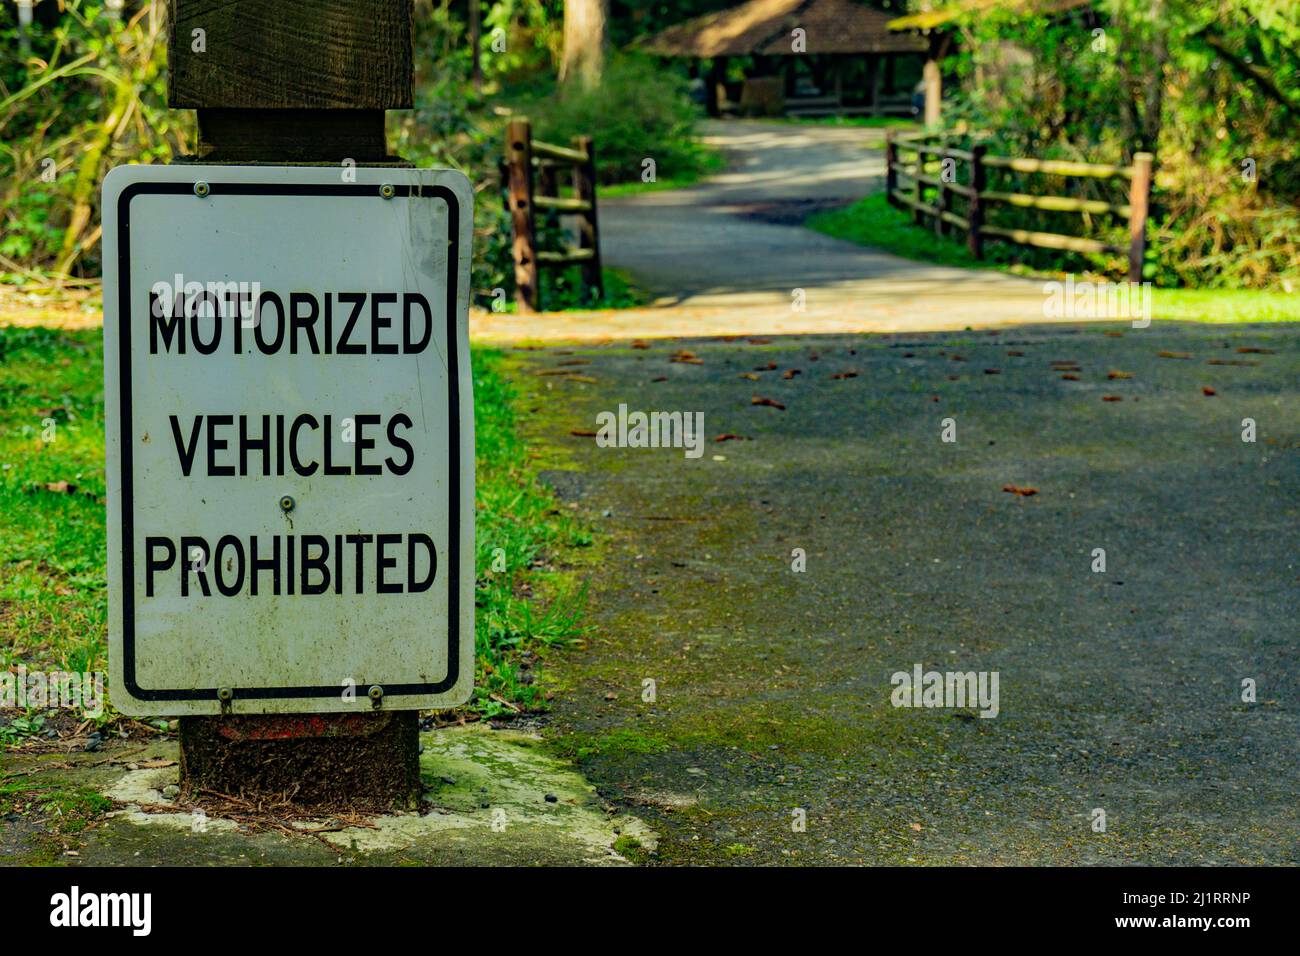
[524,55,711,185]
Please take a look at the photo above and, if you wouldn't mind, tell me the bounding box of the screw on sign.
[101,165,475,718]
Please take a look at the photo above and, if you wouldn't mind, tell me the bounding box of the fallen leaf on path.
[1158,351,1193,359]
[751,396,786,410]
[755,361,777,371]
[714,433,749,442]
[670,350,703,365]
[1006,350,1025,357]
[570,429,598,437]
[565,374,598,384]
[651,376,668,382]
[830,370,859,379]
[1104,331,1124,337]
[1002,484,1038,497]
[910,822,923,832]
[138,759,177,769]
[1202,386,1217,396]
[747,337,772,345]
[984,368,1001,375]
[739,372,760,381]
[1107,371,1134,379]
[631,340,650,349]
[1101,395,1123,401]
[1061,374,1080,380]
[950,354,967,362]
[556,359,590,366]
[1207,359,1259,366]
[782,369,801,379]
[1235,346,1275,354]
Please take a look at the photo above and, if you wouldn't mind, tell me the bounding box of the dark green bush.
[523,55,711,185]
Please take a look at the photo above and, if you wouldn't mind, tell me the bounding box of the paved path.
[521,322,1299,865]
[473,120,1056,343]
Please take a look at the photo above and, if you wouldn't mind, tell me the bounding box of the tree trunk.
[560,0,607,88]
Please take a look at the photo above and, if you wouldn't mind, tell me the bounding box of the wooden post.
[573,134,604,302]
[923,32,943,128]
[913,145,924,226]
[967,143,986,260]
[164,0,421,808]
[505,118,539,312]
[1127,151,1153,283]
[936,148,951,237]
[885,131,899,209]
[709,57,729,117]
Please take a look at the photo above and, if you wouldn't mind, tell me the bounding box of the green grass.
[807,191,1023,273]
[0,328,589,728]
[808,191,1300,323]
[0,779,113,860]
[1145,288,1300,323]
[0,328,106,677]
[536,266,648,312]
[471,348,593,715]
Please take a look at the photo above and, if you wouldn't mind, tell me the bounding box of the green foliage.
[0,1,192,277]
[809,192,1030,271]
[539,266,646,310]
[0,328,107,676]
[472,349,592,715]
[809,190,1300,321]
[942,0,1300,289]
[520,54,714,185]
[0,712,46,744]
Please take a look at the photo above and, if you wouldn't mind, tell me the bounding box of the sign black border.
[115,180,462,703]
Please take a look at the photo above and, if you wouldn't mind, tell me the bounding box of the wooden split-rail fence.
[504,118,603,313]
[885,130,1154,282]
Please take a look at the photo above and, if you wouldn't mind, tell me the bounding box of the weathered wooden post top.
[101,0,475,808]
[167,0,413,162]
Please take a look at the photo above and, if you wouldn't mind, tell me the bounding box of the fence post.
[967,144,986,260]
[913,145,924,227]
[936,148,950,237]
[573,134,604,302]
[885,131,897,208]
[1128,151,1153,283]
[506,118,539,312]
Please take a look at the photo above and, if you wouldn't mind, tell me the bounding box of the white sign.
[102,164,474,716]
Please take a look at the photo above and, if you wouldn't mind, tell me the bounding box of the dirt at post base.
[178,712,422,812]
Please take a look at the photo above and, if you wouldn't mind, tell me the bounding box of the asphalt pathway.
[524,322,1299,865]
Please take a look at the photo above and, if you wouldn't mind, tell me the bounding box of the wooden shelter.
[640,0,930,118]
